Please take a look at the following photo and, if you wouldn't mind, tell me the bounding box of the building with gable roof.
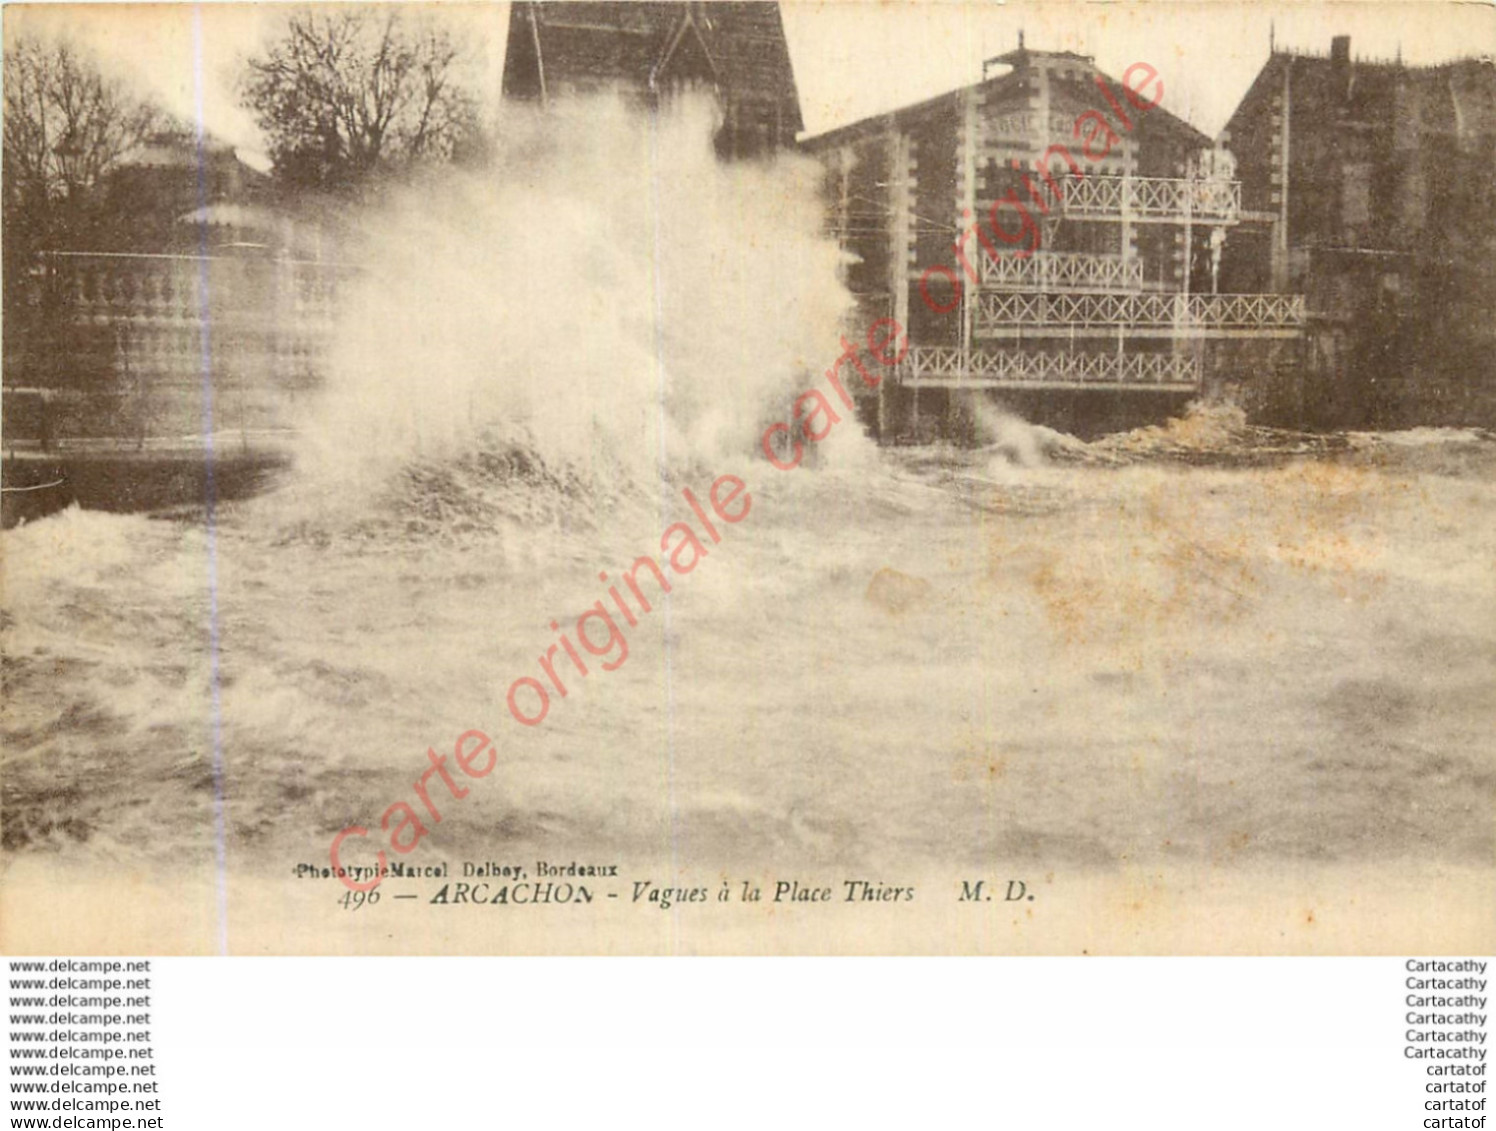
[1219,36,1496,426]
[502,1,802,159]
[802,42,1305,439]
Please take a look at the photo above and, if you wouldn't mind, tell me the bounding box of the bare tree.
[242,8,479,193]
[3,37,161,245]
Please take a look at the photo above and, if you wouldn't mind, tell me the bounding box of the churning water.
[281,95,861,538]
[3,100,1494,928]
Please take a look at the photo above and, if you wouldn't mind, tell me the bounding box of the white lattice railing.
[900,347,1201,387]
[974,291,1306,333]
[1056,175,1241,222]
[980,252,1144,292]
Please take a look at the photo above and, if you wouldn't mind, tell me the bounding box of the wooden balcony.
[980,252,1144,293]
[1056,175,1241,224]
[974,291,1307,339]
[900,347,1201,391]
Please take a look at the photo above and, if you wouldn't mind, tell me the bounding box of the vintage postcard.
[2,0,1492,955]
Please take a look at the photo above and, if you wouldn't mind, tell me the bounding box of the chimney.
[1331,35,1352,101]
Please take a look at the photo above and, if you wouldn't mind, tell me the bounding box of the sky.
[6,1,1494,165]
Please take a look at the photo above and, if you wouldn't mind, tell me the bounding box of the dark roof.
[503,1,802,132]
[801,49,1209,151]
[1226,48,1496,148]
[123,127,247,170]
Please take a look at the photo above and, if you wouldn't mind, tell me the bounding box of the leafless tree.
[3,37,161,243]
[242,8,479,193]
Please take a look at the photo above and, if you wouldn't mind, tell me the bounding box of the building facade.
[1220,36,1496,426]
[2,129,338,522]
[804,45,1307,439]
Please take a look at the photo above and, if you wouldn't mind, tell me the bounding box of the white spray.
[283,95,858,531]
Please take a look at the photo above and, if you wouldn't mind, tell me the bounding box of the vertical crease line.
[645,104,680,948]
[192,4,229,956]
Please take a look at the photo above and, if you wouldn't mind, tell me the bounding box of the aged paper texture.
[3,1,1494,954]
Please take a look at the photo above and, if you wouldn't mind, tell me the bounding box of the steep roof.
[503,1,802,132]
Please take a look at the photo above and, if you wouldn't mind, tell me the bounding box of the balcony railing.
[900,347,1201,389]
[980,252,1144,293]
[974,291,1306,337]
[1056,175,1241,223]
